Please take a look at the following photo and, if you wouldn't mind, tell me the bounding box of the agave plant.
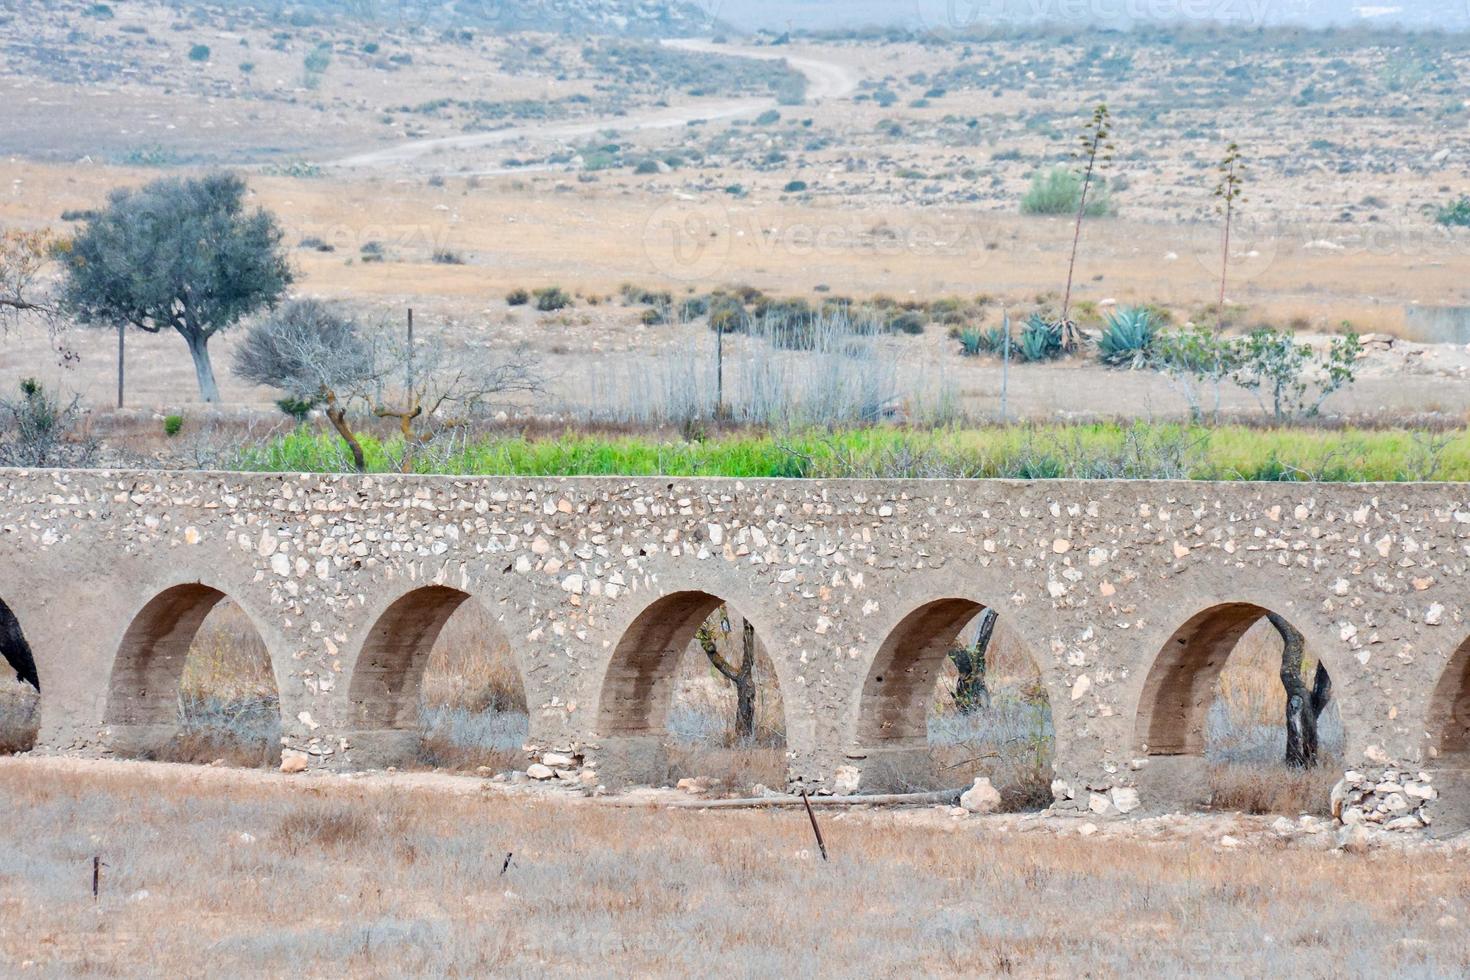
[1019,313,1062,363]
[957,328,985,357]
[958,325,1011,357]
[1097,306,1158,368]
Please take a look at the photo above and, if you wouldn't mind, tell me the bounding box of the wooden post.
[116,323,125,409]
[1000,312,1010,423]
[800,791,829,861]
[715,323,724,418]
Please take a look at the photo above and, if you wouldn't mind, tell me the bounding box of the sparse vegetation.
[534,286,572,311]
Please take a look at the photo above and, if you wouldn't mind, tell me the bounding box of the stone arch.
[848,595,1053,797]
[1135,602,1278,758]
[345,585,524,767]
[855,598,989,749]
[1427,637,1470,761]
[1133,601,1341,810]
[105,583,279,759]
[0,597,39,753]
[594,589,790,787]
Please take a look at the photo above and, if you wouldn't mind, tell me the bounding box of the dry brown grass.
[1208,763,1342,817]
[0,759,1465,976]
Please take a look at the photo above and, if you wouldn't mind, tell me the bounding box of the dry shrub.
[915,612,1055,810]
[1207,762,1340,816]
[420,602,527,714]
[416,725,524,773]
[181,600,278,703]
[662,744,789,797]
[1215,618,1289,729]
[157,724,281,769]
[274,801,378,854]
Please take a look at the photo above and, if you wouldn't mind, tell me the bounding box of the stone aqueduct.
[3,468,1470,817]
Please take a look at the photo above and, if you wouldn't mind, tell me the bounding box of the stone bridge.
[3,469,1468,824]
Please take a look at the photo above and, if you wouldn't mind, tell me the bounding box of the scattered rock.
[526,764,555,780]
[1110,787,1140,815]
[1218,835,1240,849]
[832,765,861,796]
[1337,824,1376,853]
[960,777,1001,815]
[542,752,575,768]
[279,753,309,774]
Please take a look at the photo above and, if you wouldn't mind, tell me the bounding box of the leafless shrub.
[236,300,544,472]
[0,378,96,468]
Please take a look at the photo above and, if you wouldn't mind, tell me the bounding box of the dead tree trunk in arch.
[1268,612,1331,768]
[696,614,757,743]
[949,608,997,713]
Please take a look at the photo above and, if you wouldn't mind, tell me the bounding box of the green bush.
[1435,196,1470,227]
[163,414,184,437]
[633,160,660,175]
[506,288,529,306]
[1097,307,1158,368]
[432,249,465,265]
[886,311,927,336]
[534,286,571,311]
[783,180,808,193]
[1020,167,1113,217]
[276,397,317,421]
[188,44,211,62]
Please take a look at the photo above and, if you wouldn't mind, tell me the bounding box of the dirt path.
[328,39,859,173]
[7,754,1465,852]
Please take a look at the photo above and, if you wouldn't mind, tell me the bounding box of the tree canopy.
[62,172,292,403]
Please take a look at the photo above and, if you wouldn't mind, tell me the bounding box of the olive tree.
[62,173,292,403]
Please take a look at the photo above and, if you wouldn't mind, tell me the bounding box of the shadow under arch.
[850,596,1054,798]
[1428,637,1470,761]
[105,583,279,760]
[346,585,524,767]
[1426,637,1470,836]
[595,589,787,788]
[1134,601,1339,810]
[0,598,39,753]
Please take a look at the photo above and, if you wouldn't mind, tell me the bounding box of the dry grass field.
[0,758,1466,976]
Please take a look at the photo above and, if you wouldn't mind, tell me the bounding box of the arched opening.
[1426,640,1470,834]
[852,598,1053,806]
[1136,603,1342,813]
[596,591,786,793]
[106,585,280,766]
[347,586,527,771]
[1429,638,1470,762]
[0,599,39,754]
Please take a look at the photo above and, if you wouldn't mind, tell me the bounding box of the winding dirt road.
[329,39,858,173]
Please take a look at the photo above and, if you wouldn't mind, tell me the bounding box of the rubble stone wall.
[3,468,1469,821]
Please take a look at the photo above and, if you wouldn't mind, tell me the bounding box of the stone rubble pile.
[1332,768,1437,831]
